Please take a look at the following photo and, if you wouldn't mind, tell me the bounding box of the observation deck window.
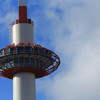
[34,47,39,55]
[44,49,48,53]
[18,58,24,66]
[35,59,43,68]
[44,49,49,56]
[34,47,38,51]
[25,46,32,52]
[1,50,5,56]
[25,58,31,65]
[5,49,10,55]
[41,61,45,69]
[14,59,18,66]
[9,60,14,66]
[6,63,11,68]
[16,46,24,53]
[2,66,6,70]
[31,58,35,66]
[0,50,2,57]
[34,47,42,55]
[38,48,42,54]
[10,47,15,54]
[0,69,3,73]
[0,64,2,68]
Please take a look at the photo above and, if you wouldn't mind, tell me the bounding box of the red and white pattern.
[18,0,27,20]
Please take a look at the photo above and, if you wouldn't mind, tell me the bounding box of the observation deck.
[0,43,60,79]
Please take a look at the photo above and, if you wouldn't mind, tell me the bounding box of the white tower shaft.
[11,23,34,45]
[13,73,36,100]
[12,0,36,100]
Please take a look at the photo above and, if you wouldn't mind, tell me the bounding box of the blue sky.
[0,0,100,100]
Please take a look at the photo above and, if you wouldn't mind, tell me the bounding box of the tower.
[0,0,60,100]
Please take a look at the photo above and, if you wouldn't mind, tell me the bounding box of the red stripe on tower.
[18,0,27,20]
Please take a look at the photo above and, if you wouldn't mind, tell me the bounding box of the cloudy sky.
[0,0,100,100]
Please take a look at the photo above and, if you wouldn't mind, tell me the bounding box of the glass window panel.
[16,46,24,52]
[14,59,18,67]
[25,46,32,52]
[10,47,15,54]
[25,58,31,65]
[31,58,35,66]
[18,58,24,66]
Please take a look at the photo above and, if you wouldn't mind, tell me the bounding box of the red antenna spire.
[18,0,27,20]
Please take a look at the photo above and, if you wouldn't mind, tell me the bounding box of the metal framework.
[0,43,60,79]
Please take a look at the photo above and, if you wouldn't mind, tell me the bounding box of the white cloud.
[0,0,17,33]
[35,0,100,100]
